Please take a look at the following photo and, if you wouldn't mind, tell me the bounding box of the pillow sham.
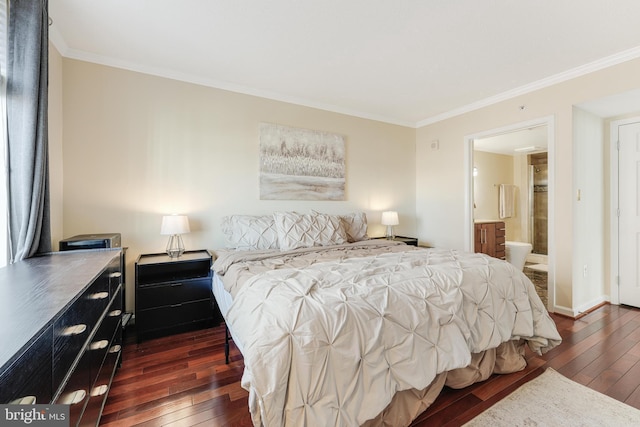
[274,211,348,251]
[310,210,369,243]
[221,215,279,250]
[340,212,369,242]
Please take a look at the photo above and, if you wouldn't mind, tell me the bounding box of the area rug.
[463,368,640,426]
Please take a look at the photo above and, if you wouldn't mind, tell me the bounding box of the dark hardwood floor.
[101,304,640,426]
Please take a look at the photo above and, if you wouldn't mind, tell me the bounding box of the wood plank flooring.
[101,304,640,426]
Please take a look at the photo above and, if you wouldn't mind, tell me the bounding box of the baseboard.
[551,296,610,319]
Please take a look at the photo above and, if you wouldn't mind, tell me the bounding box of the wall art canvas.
[259,123,346,200]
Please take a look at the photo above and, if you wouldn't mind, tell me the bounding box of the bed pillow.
[310,210,369,243]
[340,212,369,242]
[274,211,348,251]
[221,215,279,250]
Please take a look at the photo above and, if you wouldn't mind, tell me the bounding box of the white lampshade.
[381,211,399,226]
[160,215,190,235]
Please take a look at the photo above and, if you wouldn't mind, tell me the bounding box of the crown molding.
[416,45,640,128]
[49,32,640,130]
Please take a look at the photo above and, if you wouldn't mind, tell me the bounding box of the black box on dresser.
[0,249,123,427]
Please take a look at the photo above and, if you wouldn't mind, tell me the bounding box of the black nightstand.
[373,236,418,246]
[135,250,221,342]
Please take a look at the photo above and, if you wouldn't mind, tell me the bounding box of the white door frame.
[464,115,556,312]
[609,116,640,305]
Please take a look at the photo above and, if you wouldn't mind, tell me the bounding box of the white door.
[619,121,640,308]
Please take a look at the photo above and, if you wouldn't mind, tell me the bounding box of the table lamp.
[381,211,399,240]
[161,214,190,257]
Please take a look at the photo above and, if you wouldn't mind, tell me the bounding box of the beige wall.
[416,57,640,315]
[58,59,416,312]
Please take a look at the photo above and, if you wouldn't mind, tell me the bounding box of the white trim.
[609,116,640,305]
[417,46,640,128]
[465,116,556,312]
[554,294,610,318]
[53,46,416,128]
[48,31,640,129]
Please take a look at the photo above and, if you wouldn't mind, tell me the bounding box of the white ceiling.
[49,0,640,128]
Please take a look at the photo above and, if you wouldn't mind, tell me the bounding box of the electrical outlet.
[430,140,439,151]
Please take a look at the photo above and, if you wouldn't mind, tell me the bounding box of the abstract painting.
[259,123,345,200]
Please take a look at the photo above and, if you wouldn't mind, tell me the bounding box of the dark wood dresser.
[0,249,123,426]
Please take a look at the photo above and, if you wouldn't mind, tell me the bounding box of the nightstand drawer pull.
[62,324,87,336]
[89,291,109,300]
[170,282,184,287]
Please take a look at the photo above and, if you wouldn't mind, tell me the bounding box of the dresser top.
[0,249,121,371]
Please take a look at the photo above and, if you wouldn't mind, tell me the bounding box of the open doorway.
[464,116,555,311]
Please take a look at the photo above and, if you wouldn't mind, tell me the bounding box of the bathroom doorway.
[465,116,555,311]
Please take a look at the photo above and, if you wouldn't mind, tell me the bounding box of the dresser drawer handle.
[9,396,36,405]
[62,324,87,336]
[89,291,109,300]
[60,389,86,405]
[109,344,121,354]
[108,309,122,317]
[90,384,109,397]
[109,272,122,279]
[170,283,183,287]
[90,340,109,350]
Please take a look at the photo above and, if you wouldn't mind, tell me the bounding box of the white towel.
[499,184,516,218]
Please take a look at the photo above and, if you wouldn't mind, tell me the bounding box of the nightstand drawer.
[136,299,213,333]
[136,278,212,310]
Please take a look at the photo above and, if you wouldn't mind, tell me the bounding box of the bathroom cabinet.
[474,221,505,259]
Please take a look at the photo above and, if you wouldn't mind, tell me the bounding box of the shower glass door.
[529,162,548,255]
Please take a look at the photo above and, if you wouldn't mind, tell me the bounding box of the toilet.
[505,241,533,271]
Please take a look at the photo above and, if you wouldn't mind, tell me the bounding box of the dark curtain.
[6,0,51,262]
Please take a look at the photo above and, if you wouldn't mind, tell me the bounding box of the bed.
[212,211,561,427]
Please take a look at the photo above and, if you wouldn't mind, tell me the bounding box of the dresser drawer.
[89,287,123,383]
[53,276,110,390]
[54,347,91,426]
[0,326,53,404]
[137,299,213,333]
[81,330,122,427]
[136,278,212,310]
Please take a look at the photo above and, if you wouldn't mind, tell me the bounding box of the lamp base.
[166,234,185,258]
[385,225,395,240]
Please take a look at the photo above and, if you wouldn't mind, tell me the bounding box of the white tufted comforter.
[213,241,561,427]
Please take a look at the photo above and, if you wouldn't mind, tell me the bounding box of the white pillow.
[310,210,369,243]
[274,211,348,251]
[340,212,369,242]
[221,215,279,250]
